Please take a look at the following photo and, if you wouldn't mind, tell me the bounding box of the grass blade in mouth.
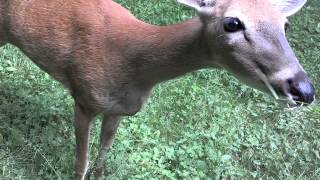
[255,67,279,100]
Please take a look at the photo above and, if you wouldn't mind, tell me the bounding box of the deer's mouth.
[282,79,316,107]
[253,64,315,107]
[261,74,315,107]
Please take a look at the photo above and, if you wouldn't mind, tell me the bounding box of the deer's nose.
[287,72,315,105]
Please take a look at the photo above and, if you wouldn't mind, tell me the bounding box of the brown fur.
[4,0,210,116]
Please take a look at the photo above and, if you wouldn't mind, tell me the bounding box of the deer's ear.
[269,0,307,17]
[178,0,216,11]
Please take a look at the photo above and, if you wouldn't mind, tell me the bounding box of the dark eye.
[223,17,244,32]
[285,22,290,32]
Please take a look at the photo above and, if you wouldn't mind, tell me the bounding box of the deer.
[0,0,315,179]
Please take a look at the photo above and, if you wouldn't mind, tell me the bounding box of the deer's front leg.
[89,115,121,179]
[74,104,94,180]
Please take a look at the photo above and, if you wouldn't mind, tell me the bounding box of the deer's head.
[179,0,315,105]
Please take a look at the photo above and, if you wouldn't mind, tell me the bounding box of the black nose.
[287,72,315,105]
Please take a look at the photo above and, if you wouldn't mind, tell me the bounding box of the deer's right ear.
[178,0,216,11]
[269,0,307,17]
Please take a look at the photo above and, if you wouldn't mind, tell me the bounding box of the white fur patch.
[270,67,300,81]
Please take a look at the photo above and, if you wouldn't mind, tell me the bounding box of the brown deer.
[0,0,315,179]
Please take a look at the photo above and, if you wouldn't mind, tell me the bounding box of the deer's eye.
[285,22,290,32]
[223,17,244,32]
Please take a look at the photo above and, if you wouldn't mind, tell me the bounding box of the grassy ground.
[0,0,319,179]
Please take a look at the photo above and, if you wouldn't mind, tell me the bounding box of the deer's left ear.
[269,0,307,17]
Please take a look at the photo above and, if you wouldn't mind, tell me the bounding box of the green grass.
[1,0,320,179]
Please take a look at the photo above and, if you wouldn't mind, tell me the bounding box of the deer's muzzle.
[284,71,315,105]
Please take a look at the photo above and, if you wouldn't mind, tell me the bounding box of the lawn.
[0,0,319,179]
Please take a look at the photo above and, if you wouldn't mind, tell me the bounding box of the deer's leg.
[89,115,121,179]
[74,103,94,180]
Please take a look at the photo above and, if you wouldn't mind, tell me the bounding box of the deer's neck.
[129,17,212,86]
